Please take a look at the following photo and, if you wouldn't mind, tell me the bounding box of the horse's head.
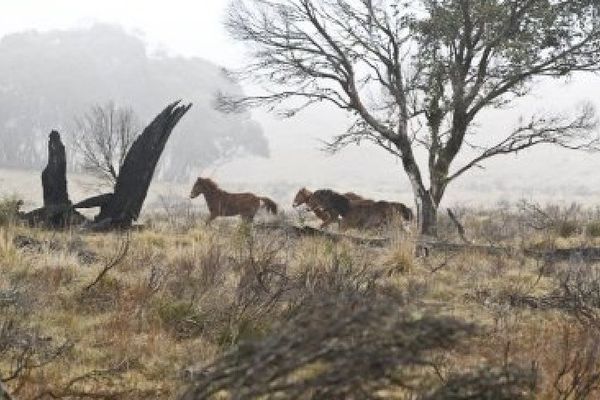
[190,177,213,198]
[190,178,203,198]
[292,187,312,208]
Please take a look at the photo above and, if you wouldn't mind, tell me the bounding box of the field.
[1,199,600,399]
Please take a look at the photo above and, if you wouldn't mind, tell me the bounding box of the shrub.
[586,221,600,238]
[0,197,23,226]
[156,299,206,339]
[556,220,579,238]
[181,293,477,399]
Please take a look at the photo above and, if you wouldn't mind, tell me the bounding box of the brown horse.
[339,200,412,230]
[293,187,413,230]
[342,192,366,201]
[190,177,278,223]
[293,188,357,228]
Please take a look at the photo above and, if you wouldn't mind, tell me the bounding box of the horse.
[293,187,413,230]
[377,200,414,222]
[339,200,412,230]
[190,177,278,223]
[292,188,354,228]
[342,192,366,201]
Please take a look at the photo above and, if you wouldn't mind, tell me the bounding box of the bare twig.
[84,233,130,291]
[447,208,472,244]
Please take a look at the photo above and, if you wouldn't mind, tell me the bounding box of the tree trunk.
[92,101,192,228]
[416,191,438,237]
[391,134,439,237]
[22,131,86,228]
[42,130,69,207]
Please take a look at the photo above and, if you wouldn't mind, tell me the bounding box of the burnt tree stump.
[42,130,70,207]
[89,100,192,228]
[22,131,86,228]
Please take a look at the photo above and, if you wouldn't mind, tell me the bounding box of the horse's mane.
[312,189,351,216]
[199,177,220,192]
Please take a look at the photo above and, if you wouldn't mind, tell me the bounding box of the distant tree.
[0,24,268,180]
[223,0,600,235]
[72,102,140,188]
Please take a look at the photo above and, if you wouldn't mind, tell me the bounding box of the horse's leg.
[339,218,349,232]
[319,211,336,229]
[241,213,254,224]
[244,203,260,223]
[314,207,331,229]
[205,213,217,225]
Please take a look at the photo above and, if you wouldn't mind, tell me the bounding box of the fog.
[2,0,600,209]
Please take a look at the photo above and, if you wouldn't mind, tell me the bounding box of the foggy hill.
[0,24,268,181]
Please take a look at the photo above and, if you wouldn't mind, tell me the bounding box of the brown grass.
[1,200,600,398]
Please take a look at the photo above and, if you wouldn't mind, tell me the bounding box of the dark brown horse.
[378,201,414,222]
[293,188,354,228]
[293,187,413,230]
[339,200,412,230]
[190,177,278,223]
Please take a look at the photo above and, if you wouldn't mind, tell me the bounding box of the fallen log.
[256,222,391,247]
[13,234,98,264]
[524,247,600,263]
[420,238,600,263]
[260,222,600,262]
[418,239,515,256]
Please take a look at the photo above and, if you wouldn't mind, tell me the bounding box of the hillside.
[0,24,268,181]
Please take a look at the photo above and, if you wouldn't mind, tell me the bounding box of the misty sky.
[3,0,600,206]
[0,0,241,66]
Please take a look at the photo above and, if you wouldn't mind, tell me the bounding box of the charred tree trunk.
[42,130,70,207]
[91,101,192,228]
[22,131,86,228]
[73,193,113,209]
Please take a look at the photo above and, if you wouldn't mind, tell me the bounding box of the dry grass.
[1,200,600,398]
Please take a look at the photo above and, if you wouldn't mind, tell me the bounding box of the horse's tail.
[259,197,278,214]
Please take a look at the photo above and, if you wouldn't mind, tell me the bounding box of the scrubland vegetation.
[1,197,600,399]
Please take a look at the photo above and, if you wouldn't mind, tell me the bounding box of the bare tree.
[73,102,140,188]
[221,0,600,235]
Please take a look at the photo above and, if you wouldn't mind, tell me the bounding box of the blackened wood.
[73,193,114,209]
[95,101,192,227]
[42,130,70,207]
[21,130,87,228]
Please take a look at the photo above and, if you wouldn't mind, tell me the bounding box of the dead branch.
[550,325,600,400]
[73,193,114,210]
[447,208,471,244]
[0,319,72,388]
[84,233,130,291]
[448,105,599,183]
[32,358,153,399]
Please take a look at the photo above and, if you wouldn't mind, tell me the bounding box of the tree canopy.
[224,0,600,234]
